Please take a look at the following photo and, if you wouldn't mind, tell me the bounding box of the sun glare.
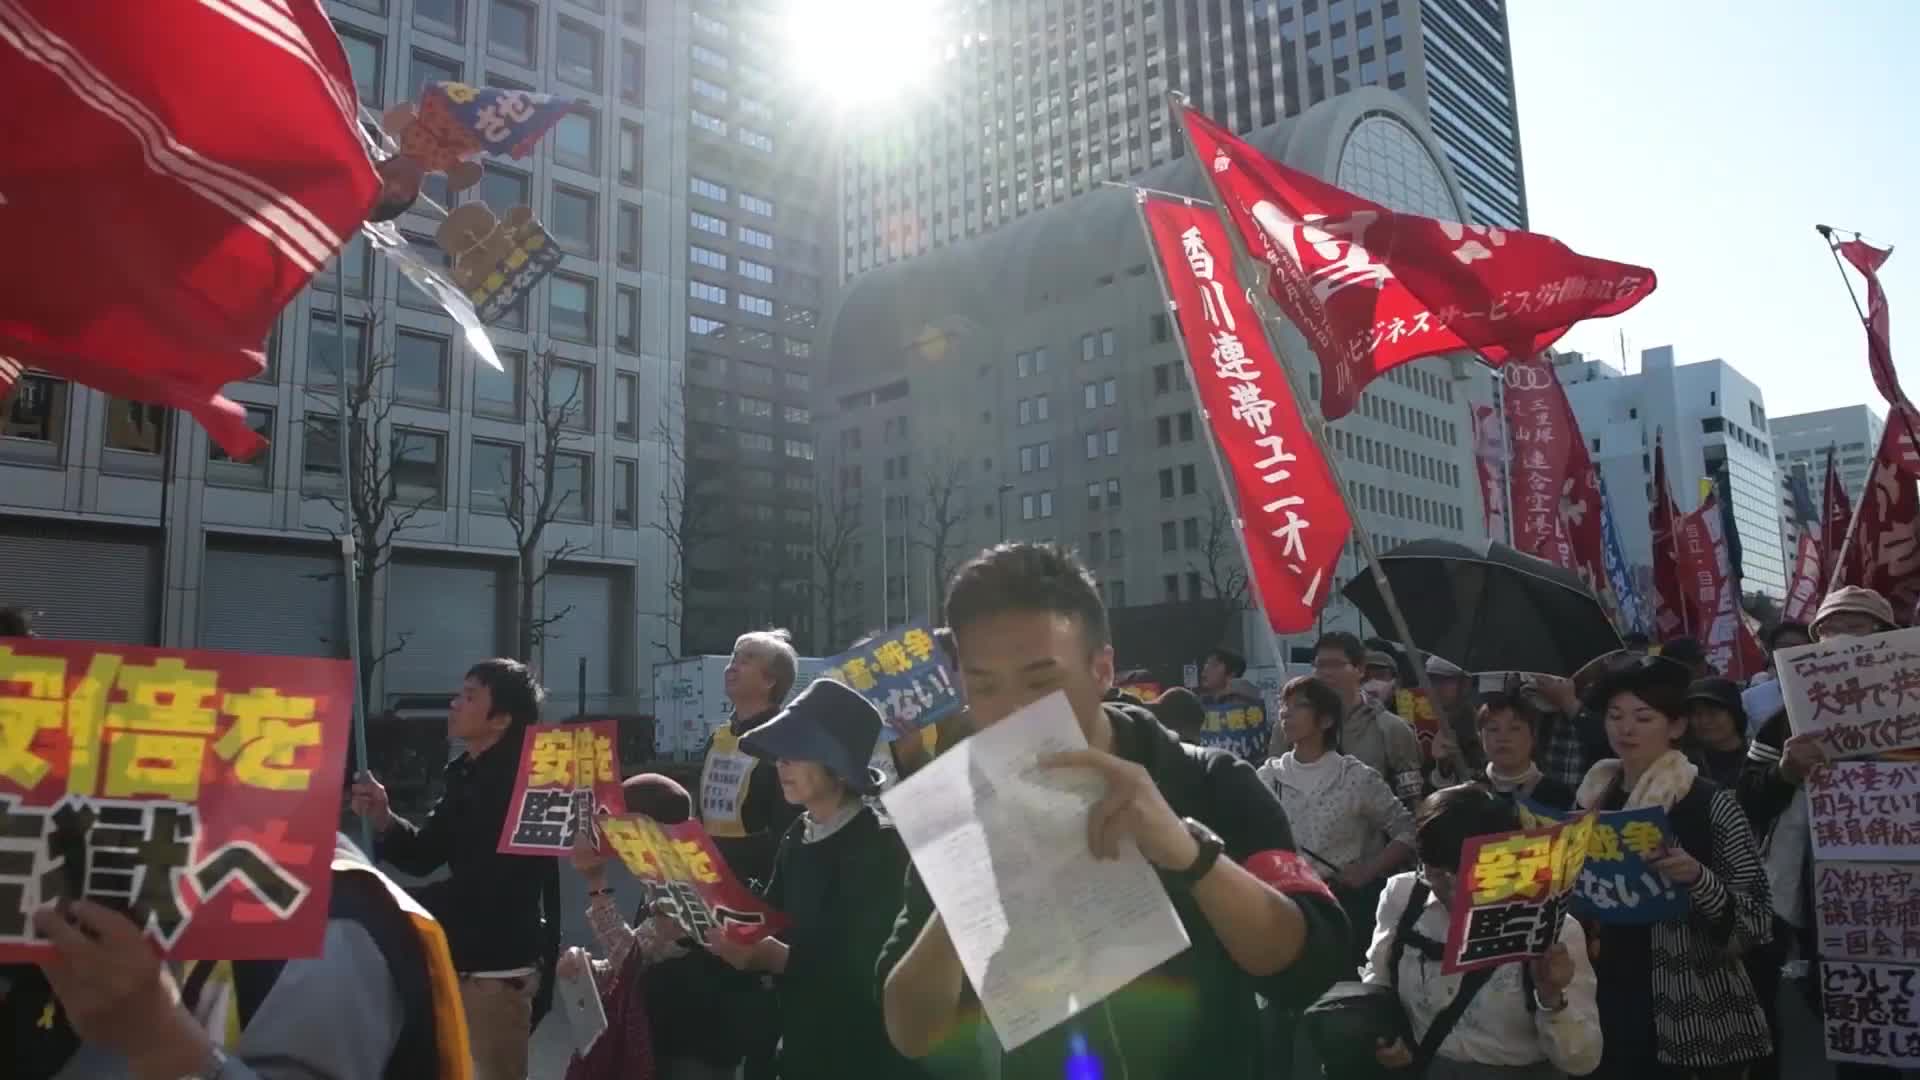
[780,0,946,110]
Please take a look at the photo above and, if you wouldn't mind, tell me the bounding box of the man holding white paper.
[877,543,1350,1080]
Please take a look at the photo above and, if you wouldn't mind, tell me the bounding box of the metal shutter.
[0,527,157,644]
[541,569,616,715]
[383,558,502,700]
[199,544,344,657]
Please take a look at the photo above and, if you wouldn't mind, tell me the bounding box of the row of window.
[1330,428,1462,489]
[1084,429,1120,459]
[687,351,811,391]
[1159,517,1210,553]
[1082,379,1118,410]
[1348,479,1464,532]
[1158,464,1200,499]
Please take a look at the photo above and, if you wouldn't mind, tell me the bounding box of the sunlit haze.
[778,0,946,110]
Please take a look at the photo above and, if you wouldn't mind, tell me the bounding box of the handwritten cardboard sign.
[1808,762,1920,861]
[1779,627,1920,759]
[817,621,961,742]
[496,720,627,856]
[1518,799,1688,924]
[1816,861,1920,965]
[1196,703,1271,761]
[1443,813,1593,974]
[1822,959,1920,1066]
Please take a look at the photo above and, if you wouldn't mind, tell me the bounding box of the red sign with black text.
[497,719,629,856]
[1141,195,1350,633]
[1675,492,1749,678]
[0,639,353,961]
[1502,354,1612,609]
[1182,106,1656,421]
[600,815,789,942]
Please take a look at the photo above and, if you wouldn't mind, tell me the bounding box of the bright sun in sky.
[779,0,947,110]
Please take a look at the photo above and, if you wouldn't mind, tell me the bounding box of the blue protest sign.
[1196,703,1272,762]
[1518,798,1688,924]
[817,622,961,741]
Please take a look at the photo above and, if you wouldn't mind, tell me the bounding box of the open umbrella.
[1340,539,1623,678]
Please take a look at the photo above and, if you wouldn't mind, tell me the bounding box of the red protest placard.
[1443,814,1593,975]
[0,639,353,962]
[496,719,627,856]
[599,815,788,942]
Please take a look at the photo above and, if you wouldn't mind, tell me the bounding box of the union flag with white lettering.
[1138,194,1350,633]
[1180,105,1657,420]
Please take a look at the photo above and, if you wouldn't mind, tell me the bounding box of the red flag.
[1836,422,1920,616]
[1822,445,1854,590]
[1838,240,1903,410]
[1649,435,1692,640]
[1180,106,1657,420]
[0,0,381,458]
[1781,531,1823,626]
[1501,355,1613,610]
[1140,195,1350,634]
[1675,491,1752,677]
[1472,403,1508,539]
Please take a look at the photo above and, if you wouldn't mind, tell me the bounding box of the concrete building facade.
[818,88,1493,662]
[1771,404,1884,528]
[840,0,1526,279]
[1557,347,1788,601]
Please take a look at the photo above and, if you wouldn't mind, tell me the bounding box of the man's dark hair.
[1312,631,1365,666]
[0,606,33,637]
[1623,631,1651,650]
[1474,691,1540,734]
[466,658,545,729]
[1206,648,1247,678]
[945,543,1109,650]
[1148,686,1207,740]
[1281,675,1343,736]
[1415,784,1521,872]
[1766,621,1811,652]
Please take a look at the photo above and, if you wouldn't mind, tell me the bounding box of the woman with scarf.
[1576,655,1772,1080]
[702,678,923,1080]
[1475,692,1577,812]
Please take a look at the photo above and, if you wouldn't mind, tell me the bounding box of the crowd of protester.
[0,549,1900,1080]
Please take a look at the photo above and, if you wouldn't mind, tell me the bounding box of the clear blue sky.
[1508,1,1914,417]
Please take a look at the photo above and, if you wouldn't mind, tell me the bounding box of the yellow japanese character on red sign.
[901,629,935,664]
[840,657,877,692]
[1620,819,1665,857]
[1586,823,1624,862]
[602,817,666,878]
[103,657,219,801]
[64,654,123,797]
[591,734,616,785]
[214,688,321,791]
[672,838,719,884]
[1469,833,1552,905]
[528,729,576,787]
[0,648,66,789]
[1550,813,1596,895]
[871,640,913,677]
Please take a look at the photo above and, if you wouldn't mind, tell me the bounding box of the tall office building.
[841,0,1525,278]
[0,0,833,712]
[1772,405,1885,524]
[1557,347,1789,600]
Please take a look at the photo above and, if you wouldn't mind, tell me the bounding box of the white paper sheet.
[556,959,609,1057]
[879,691,1190,1051]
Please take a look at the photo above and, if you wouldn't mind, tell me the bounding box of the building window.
[619,0,643,25]
[1017,351,1032,378]
[307,313,364,387]
[553,451,592,520]
[394,330,449,407]
[391,429,446,507]
[104,399,170,455]
[692,75,728,104]
[554,110,597,172]
[739,192,774,216]
[620,42,644,103]
[611,371,639,438]
[338,29,383,107]
[1101,328,1116,356]
[470,439,519,513]
[414,0,464,39]
[691,176,729,202]
[556,18,601,88]
[1181,464,1198,495]
[1086,481,1103,511]
[1022,493,1036,521]
[207,405,274,486]
[301,415,349,493]
[475,348,523,420]
[1156,416,1171,446]
[547,360,594,431]
[396,232,452,310]
[321,232,372,297]
[1081,333,1096,362]
[1105,429,1119,455]
[1088,531,1105,562]
[548,274,595,343]
[739,226,773,250]
[739,293,774,317]
[691,245,728,271]
[1107,478,1122,508]
[691,210,728,237]
[740,259,774,283]
[738,127,774,153]
[487,0,536,66]
[691,280,728,305]
[1085,432,1101,460]
[784,438,814,461]
[1183,517,1200,550]
[1151,313,1171,343]
[1159,469,1175,499]
[1084,383,1098,410]
[690,315,727,337]
[617,122,642,185]
[613,458,638,526]
[1108,527,1125,559]
[738,395,772,418]
[783,369,810,391]
[691,109,728,135]
[1102,378,1117,406]
[1178,412,1195,442]
[691,44,729,71]
[616,287,641,354]
[2,374,69,444]
[551,186,597,256]
[1161,521,1177,552]
[1036,393,1050,421]
[479,164,530,213]
[1152,366,1169,395]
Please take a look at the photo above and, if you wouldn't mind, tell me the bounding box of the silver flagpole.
[333,254,375,855]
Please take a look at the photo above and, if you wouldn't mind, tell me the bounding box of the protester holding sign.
[698,678,922,1080]
[351,657,559,1080]
[1257,675,1414,958]
[1575,655,1772,1078]
[1364,785,1599,1080]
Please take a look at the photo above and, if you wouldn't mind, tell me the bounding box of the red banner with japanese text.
[1502,355,1612,611]
[1782,530,1824,627]
[0,639,352,961]
[1180,106,1656,421]
[1650,435,1692,640]
[1444,813,1594,975]
[1675,492,1750,677]
[1837,240,1905,413]
[599,815,788,943]
[1837,423,1920,617]
[1140,194,1350,634]
[1473,403,1508,540]
[497,719,627,856]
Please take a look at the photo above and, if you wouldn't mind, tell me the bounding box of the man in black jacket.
[350,657,557,1080]
[878,543,1349,1080]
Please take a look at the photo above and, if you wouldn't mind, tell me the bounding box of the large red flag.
[1140,194,1351,634]
[1836,422,1920,617]
[1675,490,1761,678]
[1180,105,1657,420]
[0,0,381,458]
[1502,355,1613,610]
[1837,240,1903,410]
[1649,434,1692,640]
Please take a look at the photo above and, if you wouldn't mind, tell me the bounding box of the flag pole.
[1817,224,1920,465]
[1166,93,1456,769]
[332,260,375,856]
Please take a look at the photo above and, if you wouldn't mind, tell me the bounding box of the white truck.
[651,654,830,762]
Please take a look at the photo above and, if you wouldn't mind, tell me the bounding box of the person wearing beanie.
[1149,685,1209,744]
[703,679,923,1080]
[1683,678,1750,790]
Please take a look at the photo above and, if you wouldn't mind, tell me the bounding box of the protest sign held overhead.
[600,815,789,942]
[1815,861,1920,965]
[1395,688,1441,755]
[1822,959,1920,1067]
[1518,799,1687,925]
[1778,626,1920,760]
[0,640,352,962]
[1807,762,1920,861]
[1195,702,1271,761]
[1444,812,1593,974]
[496,719,627,856]
[1139,194,1350,635]
[816,621,960,741]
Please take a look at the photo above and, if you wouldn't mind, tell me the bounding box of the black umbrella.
[1339,539,1623,678]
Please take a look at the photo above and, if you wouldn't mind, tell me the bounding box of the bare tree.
[301,318,422,708]
[501,348,590,657]
[1191,490,1252,610]
[812,466,863,650]
[644,406,722,659]
[911,453,973,620]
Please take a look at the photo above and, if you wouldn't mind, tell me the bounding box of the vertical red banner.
[497,719,628,856]
[1674,493,1746,676]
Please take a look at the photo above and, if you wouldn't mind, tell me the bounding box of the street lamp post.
[997,482,1013,542]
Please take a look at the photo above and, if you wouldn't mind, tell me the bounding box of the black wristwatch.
[1170,817,1225,888]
